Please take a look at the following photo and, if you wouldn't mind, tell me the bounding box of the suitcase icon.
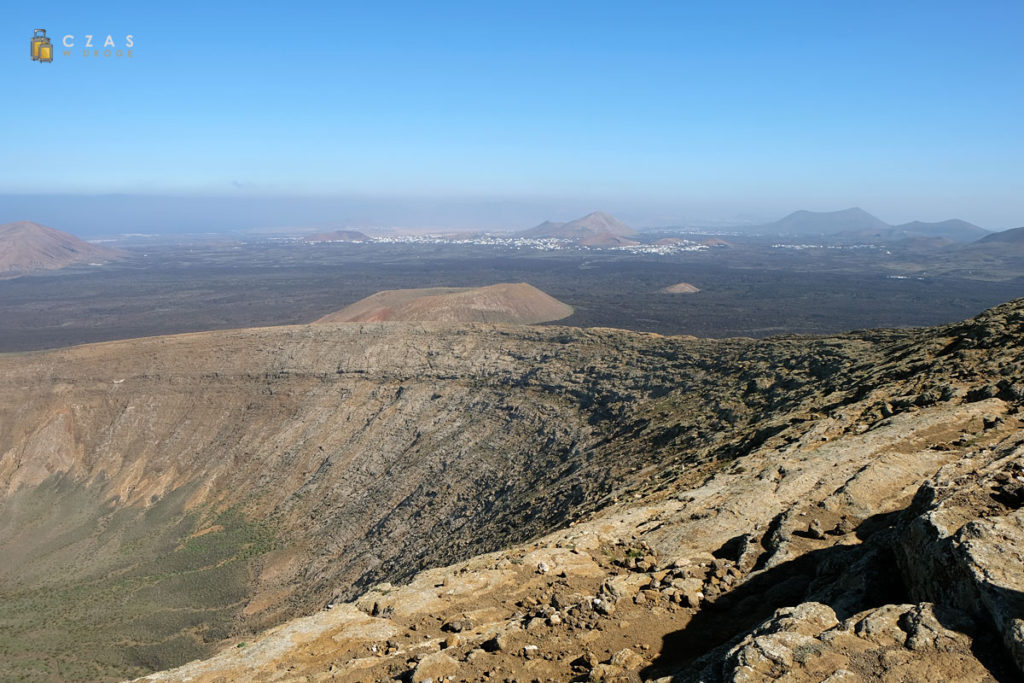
[31,29,53,63]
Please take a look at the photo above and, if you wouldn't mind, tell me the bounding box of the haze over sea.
[3,1,1022,235]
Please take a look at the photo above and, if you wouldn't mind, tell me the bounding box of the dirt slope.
[0,221,123,276]
[139,398,1024,683]
[660,282,701,294]
[314,282,574,323]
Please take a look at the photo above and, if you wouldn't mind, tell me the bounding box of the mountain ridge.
[520,211,635,240]
[745,209,989,243]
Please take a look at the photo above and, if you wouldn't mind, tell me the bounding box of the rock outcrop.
[137,391,1024,682]
[896,448,1024,673]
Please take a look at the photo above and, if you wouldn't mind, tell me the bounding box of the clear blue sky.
[2,1,1023,231]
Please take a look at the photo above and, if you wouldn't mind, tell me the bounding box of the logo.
[61,33,134,59]
[30,29,53,63]
[29,28,135,62]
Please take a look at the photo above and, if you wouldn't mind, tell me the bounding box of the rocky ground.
[137,300,1024,682]
[138,394,1023,682]
[3,299,1023,680]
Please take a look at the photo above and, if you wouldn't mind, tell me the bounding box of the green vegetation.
[0,478,276,681]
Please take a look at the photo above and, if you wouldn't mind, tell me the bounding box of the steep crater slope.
[2,300,1024,680]
[139,300,1024,683]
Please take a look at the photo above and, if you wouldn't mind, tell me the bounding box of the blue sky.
[2,1,1023,232]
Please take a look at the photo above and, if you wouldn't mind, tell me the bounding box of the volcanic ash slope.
[139,299,1024,682]
[1,300,1023,680]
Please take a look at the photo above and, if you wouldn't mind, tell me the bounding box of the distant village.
[335,233,712,255]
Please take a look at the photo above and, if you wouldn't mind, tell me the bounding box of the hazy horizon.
[4,1,1023,236]
[2,192,1021,238]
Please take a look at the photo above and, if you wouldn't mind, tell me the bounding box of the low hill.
[892,219,988,242]
[660,282,701,294]
[579,232,640,247]
[701,237,731,247]
[975,226,1024,244]
[750,207,890,236]
[520,211,634,240]
[905,226,1024,279]
[314,282,574,324]
[0,221,123,276]
[305,229,370,243]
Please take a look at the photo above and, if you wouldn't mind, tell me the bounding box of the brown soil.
[314,282,574,324]
[659,282,701,294]
[0,221,123,276]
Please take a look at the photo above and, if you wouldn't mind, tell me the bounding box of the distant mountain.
[520,211,634,240]
[525,220,567,236]
[305,230,370,243]
[0,221,123,277]
[748,209,988,244]
[975,226,1024,245]
[891,220,989,243]
[752,208,889,236]
[315,283,574,324]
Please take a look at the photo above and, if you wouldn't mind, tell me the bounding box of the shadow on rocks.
[641,511,912,681]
